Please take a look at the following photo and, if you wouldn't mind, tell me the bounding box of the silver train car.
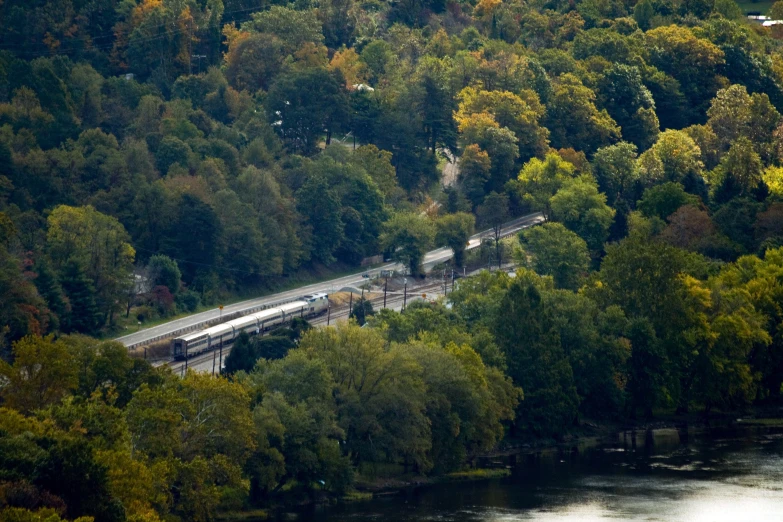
[172,293,328,359]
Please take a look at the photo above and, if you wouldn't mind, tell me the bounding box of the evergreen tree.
[33,257,68,331]
[223,332,256,375]
[59,260,101,334]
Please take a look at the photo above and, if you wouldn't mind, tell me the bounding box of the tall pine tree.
[59,260,101,334]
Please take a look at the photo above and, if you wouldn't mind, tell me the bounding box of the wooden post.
[383,275,388,309]
[403,280,407,311]
[327,299,331,325]
[349,292,353,319]
[212,348,217,376]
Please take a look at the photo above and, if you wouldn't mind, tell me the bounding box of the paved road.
[116,212,544,348]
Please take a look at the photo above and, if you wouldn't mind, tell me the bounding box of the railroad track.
[165,281,448,375]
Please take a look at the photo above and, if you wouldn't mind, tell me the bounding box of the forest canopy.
[5,0,783,518]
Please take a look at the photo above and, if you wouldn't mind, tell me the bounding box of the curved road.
[116,212,544,348]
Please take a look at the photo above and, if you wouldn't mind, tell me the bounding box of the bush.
[176,289,201,313]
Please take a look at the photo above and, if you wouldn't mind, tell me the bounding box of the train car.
[303,293,329,314]
[171,294,329,360]
[172,330,209,359]
[207,322,234,353]
[279,300,307,320]
[227,313,261,336]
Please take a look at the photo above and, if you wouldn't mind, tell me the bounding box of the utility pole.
[212,348,216,376]
[327,298,331,325]
[348,292,353,319]
[218,338,224,375]
[184,345,188,372]
[403,278,407,311]
[383,274,388,309]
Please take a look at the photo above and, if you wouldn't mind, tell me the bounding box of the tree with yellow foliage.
[330,47,368,88]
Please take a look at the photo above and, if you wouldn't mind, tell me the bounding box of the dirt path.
[440,148,459,188]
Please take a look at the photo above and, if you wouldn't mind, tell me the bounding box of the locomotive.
[171,293,328,359]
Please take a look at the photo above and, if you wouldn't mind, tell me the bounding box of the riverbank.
[351,406,783,496]
[278,422,783,522]
[218,407,783,521]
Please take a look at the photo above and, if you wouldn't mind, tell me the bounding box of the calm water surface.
[278,425,783,521]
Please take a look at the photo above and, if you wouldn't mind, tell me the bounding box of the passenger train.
[171,293,328,359]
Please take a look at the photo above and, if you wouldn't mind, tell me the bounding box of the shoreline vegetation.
[217,410,783,521]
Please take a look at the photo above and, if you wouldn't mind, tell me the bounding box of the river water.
[279,425,783,521]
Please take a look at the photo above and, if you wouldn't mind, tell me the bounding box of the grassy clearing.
[215,509,269,521]
[443,468,511,481]
[128,339,170,360]
[342,491,374,502]
[735,418,783,426]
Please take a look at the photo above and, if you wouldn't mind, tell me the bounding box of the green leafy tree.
[224,33,285,92]
[550,178,616,252]
[598,65,659,151]
[300,323,431,471]
[544,73,620,155]
[712,137,764,202]
[625,317,668,418]
[542,291,630,418]
[458,144,492,207]
[591,142,641,206]
[477,192,510,268]
[0,336,78,414]
[638,130,704,189]
[164,194,221,285]
[400,341,521,473]
[224,332,256,375]
[250,351,353,494]
[637,182,701,221]
[493,272,579,436]
[155,136,191,174]
[350,298,374,326]
[46,205,135,327]
[266,68,348,154]
[147,255,181,295]
[645,25,725,124]
[379,213,435,276]
[521,222,590,290]
[515,153,578,220]
[245,6,325,53]
[436,213,476,268]
[296,175,344,265]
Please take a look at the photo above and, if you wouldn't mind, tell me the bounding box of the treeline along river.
[277,425,783,521]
